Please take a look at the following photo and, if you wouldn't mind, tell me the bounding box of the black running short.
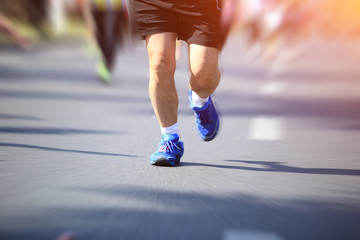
[130,0,225,49]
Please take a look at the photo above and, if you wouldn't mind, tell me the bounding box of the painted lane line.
[248,116,285,141]
[259,81,286,96]
[223,230,284,240]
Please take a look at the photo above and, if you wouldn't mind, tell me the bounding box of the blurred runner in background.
[82,0,129,84]
[239,0,265,59]
[0,0,49,38]
[0,13,30,49]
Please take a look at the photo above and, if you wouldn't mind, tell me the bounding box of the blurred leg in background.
[78,0,99,58]
[24,0,49,37]
[90,0,125,84]
[0,13,31,49]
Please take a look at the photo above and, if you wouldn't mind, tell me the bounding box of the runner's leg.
[146,32,178,128]
[188,43,221,141]
[188,44,220,98]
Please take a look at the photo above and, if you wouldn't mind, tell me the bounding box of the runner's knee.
[190,64,220,93]
[148,52,176,84]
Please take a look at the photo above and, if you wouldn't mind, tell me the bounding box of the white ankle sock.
[160,123,179,135]
[192,91,209,107]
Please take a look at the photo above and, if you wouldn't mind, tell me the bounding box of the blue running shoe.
[150,134,184,166]
[189,90,220,141]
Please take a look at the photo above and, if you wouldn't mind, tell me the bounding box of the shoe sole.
[150,156,181,166]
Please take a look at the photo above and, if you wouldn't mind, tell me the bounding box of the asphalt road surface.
[0,35,360,240]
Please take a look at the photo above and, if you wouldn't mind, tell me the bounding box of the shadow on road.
[0,127,120,135]
[0,65,97,83]
[0,113,42,121]
[0,143,137,158]
[131,95,360,127]
[214,92,360,120]
[224,66,360,82]
[1,185,358,240]
[180,160,360,176]
[0,90,147,103]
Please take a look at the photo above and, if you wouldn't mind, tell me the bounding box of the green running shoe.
[97,61,111,84]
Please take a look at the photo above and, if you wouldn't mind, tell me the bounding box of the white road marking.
[248,116,285,141]
[223,230,284,240]
[259,81,286,96]
[250,79,287,141]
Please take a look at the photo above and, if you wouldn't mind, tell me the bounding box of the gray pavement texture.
[0,36,360,240]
